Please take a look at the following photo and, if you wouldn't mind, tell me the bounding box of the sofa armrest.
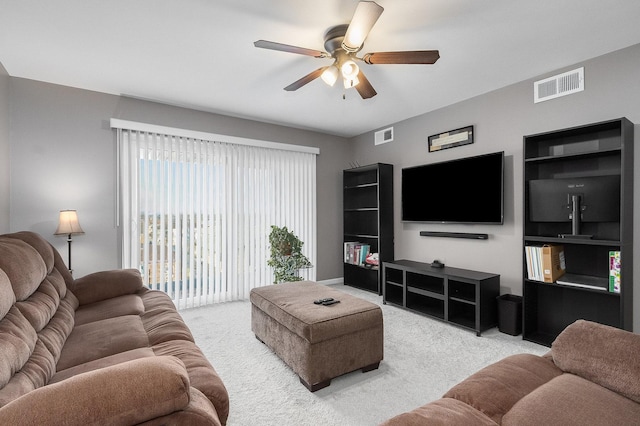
[552,319,640,403]
[0,356,190,426]
[71,268,143,305]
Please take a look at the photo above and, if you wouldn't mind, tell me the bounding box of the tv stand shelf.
[382,260,500,336]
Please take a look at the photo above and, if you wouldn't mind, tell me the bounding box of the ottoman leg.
[300,377,331,393]
[362,362,380,373]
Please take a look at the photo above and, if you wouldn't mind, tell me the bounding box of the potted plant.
[267,225,312,284]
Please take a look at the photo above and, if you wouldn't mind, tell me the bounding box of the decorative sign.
[428,125,474,152]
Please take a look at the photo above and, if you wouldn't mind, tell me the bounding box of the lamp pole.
[66,233,73,274]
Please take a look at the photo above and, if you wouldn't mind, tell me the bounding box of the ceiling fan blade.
[342,1,384,52]
[355,70,377,99]
[254,40,328,58]
[363,50,440,65]
[284,67,327,91]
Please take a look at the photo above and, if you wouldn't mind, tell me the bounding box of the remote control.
[322,299,340,306]
[313,298,334,305]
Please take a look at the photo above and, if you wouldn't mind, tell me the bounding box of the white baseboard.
[316,277,344,286]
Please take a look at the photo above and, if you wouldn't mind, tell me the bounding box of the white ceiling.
[2,0,640,138]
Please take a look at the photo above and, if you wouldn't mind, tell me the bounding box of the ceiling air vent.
[534,67,584,103]
[374,127,393,145]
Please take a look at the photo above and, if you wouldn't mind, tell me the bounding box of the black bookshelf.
[522,118,634,346]
[343,163,393,294]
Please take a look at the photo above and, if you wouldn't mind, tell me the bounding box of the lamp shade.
[341,60,360,80]
[342,1,384,52]
[343,75,360,89]
[321,65,339,86]
[54,210,85,235]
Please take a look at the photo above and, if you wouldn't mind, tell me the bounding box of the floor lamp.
[54,210,85,275]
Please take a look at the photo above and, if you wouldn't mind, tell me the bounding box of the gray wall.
[0,62,9,233]
[350,43,640,332]
[8,77,350,279]
[4,43,640,331]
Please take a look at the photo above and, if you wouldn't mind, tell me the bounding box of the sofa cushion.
[0,238,47,301]
[74,293,145,325]
[552,319,640,403]
[0,307,37,390]
[443,353,563,424]
[0,274,76,407]
[381,397,498,426]
[141,305,195,345]
[15,278,61,333]
[49,347,156,383]
[0,270,15,319]
[3,231,57,274]
[70,268,143,305]
[502,373,640,425]
[56,315,149,370]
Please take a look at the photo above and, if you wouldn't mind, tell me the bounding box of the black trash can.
[496,294,522,336]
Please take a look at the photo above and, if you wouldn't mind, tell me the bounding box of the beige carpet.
[180,284,547,426]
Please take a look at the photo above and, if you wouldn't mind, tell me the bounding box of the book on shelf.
[609,251,621,293]
[525,244,566,283]
[556,273,608,291]
[343,242,371,266]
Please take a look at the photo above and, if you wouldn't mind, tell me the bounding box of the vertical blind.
[112,119,318,309]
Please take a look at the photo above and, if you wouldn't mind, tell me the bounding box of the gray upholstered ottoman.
[250,281,383,391]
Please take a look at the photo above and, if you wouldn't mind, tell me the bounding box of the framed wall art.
[428,125,474,152]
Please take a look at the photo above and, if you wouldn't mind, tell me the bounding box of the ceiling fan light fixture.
[342,1,384,52]
[341,60,360,80]
[254,1,438,100]
[343,75,360,89]
[321,65,339,86]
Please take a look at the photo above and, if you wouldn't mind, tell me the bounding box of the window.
[112,119,318,308]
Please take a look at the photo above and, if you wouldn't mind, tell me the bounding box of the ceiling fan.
[254,1,440,99]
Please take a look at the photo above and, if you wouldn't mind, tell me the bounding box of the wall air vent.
[534,67,584,103]
[374,127,393,145]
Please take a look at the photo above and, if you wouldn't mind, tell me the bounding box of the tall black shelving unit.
[522,118,633,346]
[343,163,393,294]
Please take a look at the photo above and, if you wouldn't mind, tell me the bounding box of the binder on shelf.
[524,244,565,283]
[524,245,541,281]
[609,251,621,293]
[343,242,371,266]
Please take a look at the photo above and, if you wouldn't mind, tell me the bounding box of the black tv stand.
[382,260,499,336]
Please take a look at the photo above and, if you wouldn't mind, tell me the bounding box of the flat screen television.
[401,151,504,224]
[528,175,620,237]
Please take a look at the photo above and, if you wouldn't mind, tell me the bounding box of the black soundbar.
[419,231,489,240]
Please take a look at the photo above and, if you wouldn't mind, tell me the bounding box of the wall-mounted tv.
[402,151,504,224]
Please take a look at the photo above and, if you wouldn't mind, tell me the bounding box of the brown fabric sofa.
[381,319,640,425]
[0,231,229,425]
